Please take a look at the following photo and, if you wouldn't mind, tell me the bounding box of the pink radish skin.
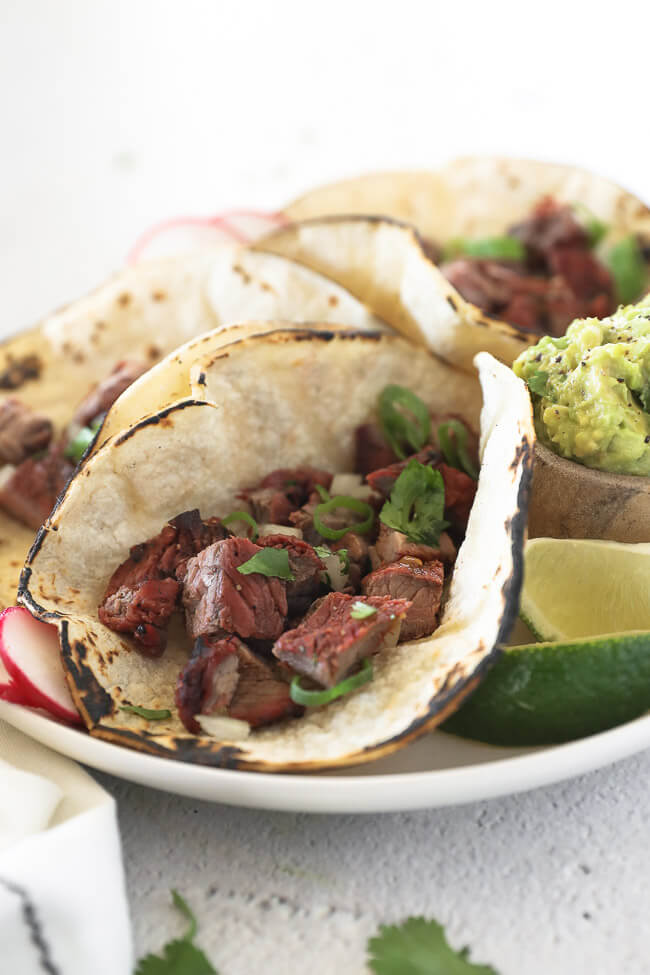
[0,607,81,725]
[127,209,288,264]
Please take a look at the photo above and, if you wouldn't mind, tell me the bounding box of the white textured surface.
[3,1,650,972]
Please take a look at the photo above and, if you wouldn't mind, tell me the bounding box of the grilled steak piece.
[273,591,410,688]
[508,197,588,266]
[258,534,324,616]
[0,443,74,529]
[183,537,287,642]
[99,509,227,651]
[365,446,442,497]
[0,398,53,465]
[99,578,180,656]
[332,531,370,590]
[73,359,148,428]
[370,522,456,569]
[362,558,444,641]
[176,635,295,733]
[241,466,332,526]
[438,463,476,533]
[354,423,398,477]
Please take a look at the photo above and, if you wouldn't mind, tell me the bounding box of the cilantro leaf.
[236,548,295,580]
[525,370,549,397]
[380,461,447,547]
[367,917,499,975]
[134,891,217,975]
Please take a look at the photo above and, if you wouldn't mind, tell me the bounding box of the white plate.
[2,698,649,813]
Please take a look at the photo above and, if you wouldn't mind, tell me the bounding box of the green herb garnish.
[236,547,295,580]
[572,202,609,247]
[444,236,525,262]
[313,496,374,541]
[222,510,258,540]
[135,890,217,975]
[437,419,478,479]
[367,916,499,974]
[290,658,373,707]
[380,460,447,547]
[350,601,378,620]
[314,483,330,502]
[120,704,172,720]
[525,370,549,397]
[64,418,102,463]
[607,236,647,304]
[378,385,431,460]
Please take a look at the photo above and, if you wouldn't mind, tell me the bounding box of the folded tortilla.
[19,328,534,771]
[0,247,383,610]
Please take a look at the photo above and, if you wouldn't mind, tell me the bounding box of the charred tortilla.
[19,328,534,771]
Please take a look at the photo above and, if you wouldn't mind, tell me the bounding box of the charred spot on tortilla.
[196,372,206,386]
[117,292,132,307]
[0,354,42,390]
[151,290,167,302]
[114,399,205,444]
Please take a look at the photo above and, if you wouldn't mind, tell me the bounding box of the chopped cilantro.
[236,547,295,581]
[350,600,378,620]
[525,370,549,397]
[444,236,525,262]
[367,916,499,974]
[380,460,447,547]
[120,705,171,720]
[135,890,217,975]
[572,202,609,247]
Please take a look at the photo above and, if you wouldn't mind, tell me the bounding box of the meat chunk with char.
[182,537,287,642]
[370,522,456,570]
[273,591,410,688]
[365,446,442,497]
[241,466,332,526]
[175,635,296,733]
[0,443,74,529]
[99,509,227,653]
[258,534,324,616]
[73,359,148,428]
[354,423,398,477]
[0,398,53,465]
[362,558,444,641]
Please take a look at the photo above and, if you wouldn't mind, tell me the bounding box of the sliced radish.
[127,209,288,264]
[0,607,81,725]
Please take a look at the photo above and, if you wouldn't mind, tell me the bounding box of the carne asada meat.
[258,534,324,615]
[354,423,398,477]
[72,359,148,428]
[362,558,444,641]
[176,634,295,733]
[365,446,442,497]
[99,509,227,652]
[0,398,53,465]
[273,591,410,688]
[241,466,332,526]
[0,443,74,529]
[438,463,476,533]
[370,522,456,569]
[332,531,370,590]
[182,537,287,642]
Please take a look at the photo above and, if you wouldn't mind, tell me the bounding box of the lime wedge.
[443,632,650,745]
[520,538,650,641]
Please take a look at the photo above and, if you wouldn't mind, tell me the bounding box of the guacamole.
[513,296,650,476]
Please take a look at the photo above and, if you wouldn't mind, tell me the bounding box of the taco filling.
[96,385,477,736]
[0,359,147,529]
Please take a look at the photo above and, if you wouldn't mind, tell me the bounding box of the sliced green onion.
[313,495,374,541]
[444,236,526,262]
[350,601,377,620]
[120,704,171,720]
[379,384,431,460]
[314,544,332,560]
[437,420,478,479]
[64,418,102,463]
[237,547,295,580]
[607,236,647,304]
[314,483,330,502]
[223,510,258,540]
[290,658,373,707]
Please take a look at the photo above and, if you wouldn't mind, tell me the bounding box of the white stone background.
[2,1,650,972]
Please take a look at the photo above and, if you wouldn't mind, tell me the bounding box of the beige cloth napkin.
[0,718,132,974]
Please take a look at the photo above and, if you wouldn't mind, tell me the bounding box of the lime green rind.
[518,608,556,643]
[443,632,650,746]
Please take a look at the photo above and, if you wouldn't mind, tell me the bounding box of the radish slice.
[0,607,81,725]
[127,209,288,264]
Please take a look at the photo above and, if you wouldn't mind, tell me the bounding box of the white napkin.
[0,718,133,975]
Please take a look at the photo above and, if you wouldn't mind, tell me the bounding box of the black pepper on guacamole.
[513,296,650,476]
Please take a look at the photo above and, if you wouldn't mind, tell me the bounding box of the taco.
[276,157,650,340]
[0,246,384,611]
[19,327,533,771]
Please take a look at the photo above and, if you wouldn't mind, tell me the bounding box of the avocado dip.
[513,296,650,476]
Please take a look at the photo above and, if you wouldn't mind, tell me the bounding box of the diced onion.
[330,473,375,500]
[322,551,349,592]
[258,523,303,539]
[195,714,251,740]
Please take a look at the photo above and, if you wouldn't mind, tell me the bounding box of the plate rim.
[1,699,649,813]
